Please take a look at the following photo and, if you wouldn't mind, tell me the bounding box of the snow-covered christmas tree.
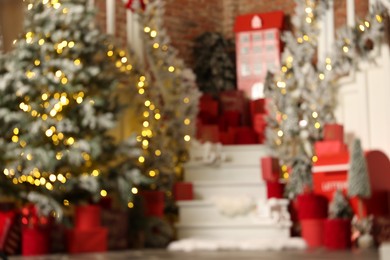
[329,189,353,219]
[138,0,200,195]
[264,0,386,198]
[347,138,371,217]
[0,0,137,216]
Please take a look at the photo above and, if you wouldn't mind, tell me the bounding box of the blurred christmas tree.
[264,0,386,199]
[0,0,140,217]
[193,32,236,96]
[138,0,200,200]
[347,138,371,217]
[329,189,353,219]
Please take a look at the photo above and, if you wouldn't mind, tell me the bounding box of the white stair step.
[193,181,266,200]
[176,222,291,240]
[185,166,262,183]
[187,144,271,168]
[177,200,266,225]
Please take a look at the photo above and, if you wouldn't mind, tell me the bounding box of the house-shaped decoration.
[234,11,284,100]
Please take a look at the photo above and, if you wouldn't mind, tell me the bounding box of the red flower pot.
[301,219,325,248]
[324,218,351,250]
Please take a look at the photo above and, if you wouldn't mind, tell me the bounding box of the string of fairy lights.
[265,0,386,183]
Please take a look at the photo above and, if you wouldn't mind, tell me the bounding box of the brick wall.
[95,0,370,67]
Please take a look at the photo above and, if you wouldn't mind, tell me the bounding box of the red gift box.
[218,111,241,131]
[301,219,325,248]
[314,140,348,157]
[197,124,220,143]
[250,98,267,116]
[261,157,281,182]
[140,190,165,217]
[22,228,49,256]
[234,127,258,144]
[75,205,101,230]
[101,210,129,250]
[266,181,284,199]
[324,219,351,250]
[323,124,344,143]
[253,113,267,134]
[173,182,194,201]
[219,131,235,145]
[296,193,328,220]
[219,90,250,125]
[67,227,107,254]
[198,95,219,124]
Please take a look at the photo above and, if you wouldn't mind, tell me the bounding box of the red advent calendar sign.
[234,11,284,99]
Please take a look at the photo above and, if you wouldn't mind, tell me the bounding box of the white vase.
[358,233,374,249]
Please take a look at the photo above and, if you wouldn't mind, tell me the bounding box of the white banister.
[347,0,355,27]
[106,0,115,35]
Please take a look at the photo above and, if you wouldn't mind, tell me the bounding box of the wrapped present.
[301,219,325,248]
[173,182,193,201]
[253,113,267,134]
[219,90,250,125]
[250,98,267,117]
[218,110,241,131]
[197,124,219,143]
[101,210,129,250]
[261,157,281,182]
[266,181,285,199]
[219,131,235,145]
[296,193,328,220]
[140,191,165,218]
[75,204,101,230]
[324,218,352,250]
[67,227,107,254]
[0,211,21,256]
[198,94,219,124]
[22,227,49,256]
[234,126,258,144]
[314,140,348,157]
[323,124,344,143]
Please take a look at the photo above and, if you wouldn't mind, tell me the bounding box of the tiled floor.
[9,248,379,260]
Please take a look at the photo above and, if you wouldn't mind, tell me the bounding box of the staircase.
[175,143,292,241]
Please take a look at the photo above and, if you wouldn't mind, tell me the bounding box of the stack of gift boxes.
[197,90,267,145]
[67,205,108,254]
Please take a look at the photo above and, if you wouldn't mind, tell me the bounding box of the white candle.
[106,0,115,35]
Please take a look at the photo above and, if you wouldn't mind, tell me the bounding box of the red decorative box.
[22,228,49,256]
[323,124,344,143]
[250,98,266,116]
[218,111,241,131]
[253,113,267,134]
[219,90,250,125]
[261,157,280,182]
[266,181,284,199]
[75,205,101,230]
[197,124,220,143]
[219,131,235,145]
[296,193,328,220]
[301,219,325,248]
[173,182,193,201]
[234,127,258,144]
[140,190,165,217]
[324,219,351,250]
[314,141,348,157]
[198,95,219,124]
[67,228,107,254]
[101,210,129,250]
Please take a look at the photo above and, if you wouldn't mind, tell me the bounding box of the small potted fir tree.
[324,189,354,250]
